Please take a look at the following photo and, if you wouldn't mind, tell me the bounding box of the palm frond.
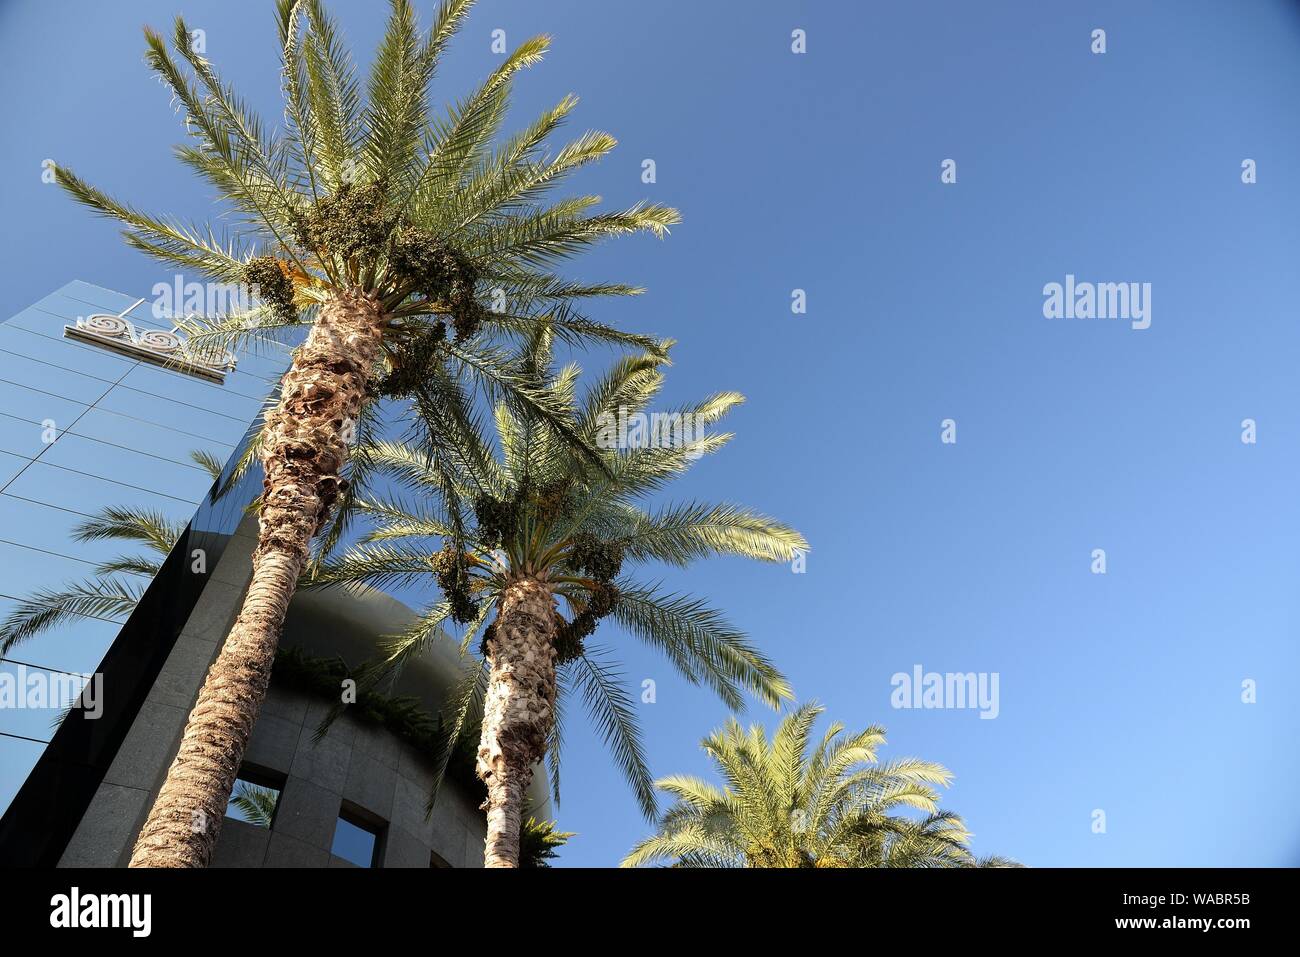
[0,578,145,653]
[189,448,230,481]
[570,648,656,820]
[299,0,362,189]
[611,584,792,710]
[229,781,280,827]
[619,502,808,566]
[93,555,166,578]
[72,506,185,557]
[54,166,247,282]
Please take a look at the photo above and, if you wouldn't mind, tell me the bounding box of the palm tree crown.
[57,0,676,486]
[622,702,1020,868]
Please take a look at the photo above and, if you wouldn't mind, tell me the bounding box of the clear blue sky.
[2,0,1299,867]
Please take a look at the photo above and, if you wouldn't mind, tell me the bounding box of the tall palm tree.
[0,451,224,652]
[622,702,1020,868]
[54,0,678,867]
[311,334,807,865]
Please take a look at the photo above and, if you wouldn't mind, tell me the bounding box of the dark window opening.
[224,765,285,829]
[331,802,385,868]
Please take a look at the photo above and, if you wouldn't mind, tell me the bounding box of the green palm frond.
[146,20,304,253]
[518,816,574,868]
[622,825,740,870]
[309,541,435,593]
[72,506,186,558]
[470,201,680,272]
[611,585,791,711]
[298,0,362,190]
[619,502,807,566]
[569,648,656,820]
[0,491,194,653]
[53,165,247,283]
[0,578,146,653]
[189,448,230,481]
[93,556,166,578]
[229,781,280,827]
[422,653,488,816]
[353,496,456,543]
[364,0,473,192]
[403,34,553,224]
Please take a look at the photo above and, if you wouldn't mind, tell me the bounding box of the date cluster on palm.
[555,533,623,663]
[290,182,485,342]
[430,544,479,625]
[388,224,485,341]
[241,255,297,324]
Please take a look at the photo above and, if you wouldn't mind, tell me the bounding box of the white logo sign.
[64,302,237,383]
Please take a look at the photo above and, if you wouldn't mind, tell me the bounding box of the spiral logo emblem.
[66,308,236,382]
[138,328,182,353]
[81,314,129,338]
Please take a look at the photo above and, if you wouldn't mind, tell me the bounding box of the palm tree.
[54,0,678,867]
[0,451,224,652]
[311,335,807,865]
[622,702,1020,868]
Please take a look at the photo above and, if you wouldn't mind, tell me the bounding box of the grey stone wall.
[210,684,486,868]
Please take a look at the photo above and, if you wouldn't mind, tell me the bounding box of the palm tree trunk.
[477,577,558,868]
[128,289,387,868]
